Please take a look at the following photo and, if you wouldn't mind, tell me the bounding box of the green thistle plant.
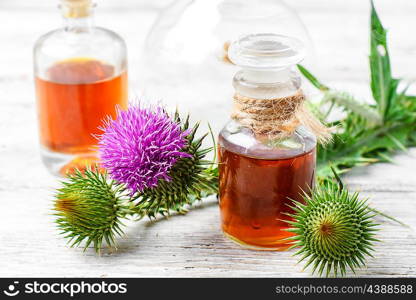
[54,109,218,252]
[286,179,379,277]
[54,169,130,253]
[299,0,416,181]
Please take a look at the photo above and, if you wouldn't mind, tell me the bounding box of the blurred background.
[2,0,416,169]
[1,0,416,140]
[2,0,416,137]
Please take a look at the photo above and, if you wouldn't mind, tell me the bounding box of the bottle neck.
[243,68,291,84]
[63,15,94,32]
[233,67,301,99]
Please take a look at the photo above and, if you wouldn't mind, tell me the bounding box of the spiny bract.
[132,111,218,218]
[286,182,378,277]
[54,168,127,253]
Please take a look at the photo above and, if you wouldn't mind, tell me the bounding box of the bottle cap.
[60,0,93,18]
[228,33,305,70]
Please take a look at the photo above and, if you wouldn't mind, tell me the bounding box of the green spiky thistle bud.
[286,181,379,277]
[54,169,130,253]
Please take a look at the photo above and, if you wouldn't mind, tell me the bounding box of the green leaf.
[297,64,329,91]
[321,90,382,125]
[369,0,398,120]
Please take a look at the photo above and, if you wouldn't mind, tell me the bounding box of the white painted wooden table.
[0,0,415,277]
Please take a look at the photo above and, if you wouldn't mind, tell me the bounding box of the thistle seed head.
[286,182,378,277]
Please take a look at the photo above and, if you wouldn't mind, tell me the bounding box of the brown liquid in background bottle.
[218,144,316,250]
[35,58,128,175]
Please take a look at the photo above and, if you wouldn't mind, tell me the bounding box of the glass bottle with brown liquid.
[34,0,128,175]
[218,33,316,250]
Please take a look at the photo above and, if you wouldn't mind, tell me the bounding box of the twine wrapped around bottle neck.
[231,90,332,144]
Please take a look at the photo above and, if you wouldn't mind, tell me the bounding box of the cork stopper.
[61,0,93,18]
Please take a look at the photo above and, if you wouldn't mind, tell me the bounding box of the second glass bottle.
[34,0,128,175]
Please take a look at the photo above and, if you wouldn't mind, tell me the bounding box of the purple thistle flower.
[98,105,191,194]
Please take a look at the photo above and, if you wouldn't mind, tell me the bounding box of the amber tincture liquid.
[219,142,316,250]
[35,58,127,174]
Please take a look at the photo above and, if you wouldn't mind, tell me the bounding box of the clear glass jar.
[141,0,315,138]
[218,33,316,250]
[33,0,128,176]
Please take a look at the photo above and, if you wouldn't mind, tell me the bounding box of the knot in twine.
[231,90,332,144]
